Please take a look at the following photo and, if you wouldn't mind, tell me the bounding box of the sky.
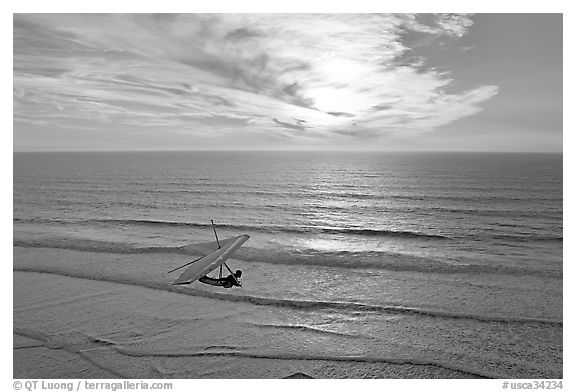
[13,13,562,152]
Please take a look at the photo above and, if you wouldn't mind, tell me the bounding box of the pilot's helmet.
[235,270,242,278]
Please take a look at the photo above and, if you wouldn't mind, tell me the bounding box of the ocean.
[13,151,563,379]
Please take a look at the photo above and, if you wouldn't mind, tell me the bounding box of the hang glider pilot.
[199,270,242,288]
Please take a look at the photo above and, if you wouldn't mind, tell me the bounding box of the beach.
[17,247,561,379]
[13,151,563,379]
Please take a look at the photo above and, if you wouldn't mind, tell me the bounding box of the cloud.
[14,14,498,148]
[273,118,308,132]
[399,13,475,38]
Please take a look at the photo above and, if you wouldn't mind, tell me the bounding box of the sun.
[304,60,375,115]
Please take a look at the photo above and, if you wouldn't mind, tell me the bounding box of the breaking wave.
[14,217,449,240]
[13,237,561,278]
[15,217,562,242]
[13,268,563,327]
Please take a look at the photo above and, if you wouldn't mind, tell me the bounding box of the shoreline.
[13,246,561,379]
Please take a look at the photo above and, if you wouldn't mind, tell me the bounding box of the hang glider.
[179,236,245,257]
[169,221,249,287]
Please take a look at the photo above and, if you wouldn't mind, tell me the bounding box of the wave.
[14,217,449,240]
[246,322,360,338]
[13,237,562,278]
[244,248,562,278]
[17,181,560,204]
[115,347,502,379]
[13,238,185,255]
[15,217,562,243]
[490,234,563,243]
[13,267,563,327]
[13,326,501,379]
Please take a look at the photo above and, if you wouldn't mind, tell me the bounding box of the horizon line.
[12,149,563,154]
